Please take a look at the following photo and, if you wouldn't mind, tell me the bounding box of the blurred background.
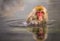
[0,0,60,41]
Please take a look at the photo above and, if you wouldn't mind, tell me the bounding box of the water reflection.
[27,23,48,41]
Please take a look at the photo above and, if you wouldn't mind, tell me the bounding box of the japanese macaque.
[26,5,48,41]
[26,5,48,25]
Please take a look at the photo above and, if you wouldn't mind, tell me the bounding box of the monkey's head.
[32,5,47,14]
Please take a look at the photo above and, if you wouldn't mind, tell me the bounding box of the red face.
[36,10,44,21]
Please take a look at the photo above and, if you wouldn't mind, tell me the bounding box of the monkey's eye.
[41,11,44,14]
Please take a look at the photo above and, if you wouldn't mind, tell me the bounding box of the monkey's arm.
[26,12,34,23]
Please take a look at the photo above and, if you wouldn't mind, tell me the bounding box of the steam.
[0,0,24,17]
